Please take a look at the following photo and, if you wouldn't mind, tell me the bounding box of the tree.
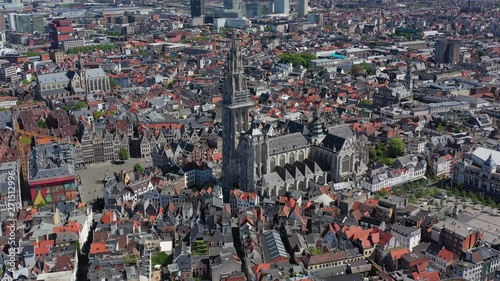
[359,61,375,75]
[151,252,172,267]
[93,111,104,119]
[118,148,129,161]
[351,65,365,77]
[279,53,317,68]
[309,246,322,255]
[74,101,88,110]
[109,78,118,88]
[388,138,405,158]
[134,163,145,173]
[124,255,138,265]
[37,119,48,129]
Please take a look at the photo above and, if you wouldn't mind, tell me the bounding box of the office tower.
[190,0,205,17]
[14,14,44,34]
[307,13,324,26]
[447,40,461,64]
[434,40,447,64]
[434,39,461,64]
[224,0,244,16]
[224,0,243,10]
[298,0,308,17]
[273,0,289,15]
[245,2,262,17]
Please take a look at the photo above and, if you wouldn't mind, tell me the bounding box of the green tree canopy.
[151,252,172,267]
[388,138,405,158]
[134,163,145,173]
[93,111,104,119]
[359,61,375,75]
[66,44,115,54]
[37,119,48,129]
[279,53,317,68]
[351,65,365,76]
[109,78,118,88]
[118,148,129,161]
[74,101,88,110]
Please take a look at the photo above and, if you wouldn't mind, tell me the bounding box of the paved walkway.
[77,158,149,204]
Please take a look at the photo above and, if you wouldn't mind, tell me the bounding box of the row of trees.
[66,44,115,54]
[279,53,317,68]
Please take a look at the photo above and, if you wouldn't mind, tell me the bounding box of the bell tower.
[221,33,255,196]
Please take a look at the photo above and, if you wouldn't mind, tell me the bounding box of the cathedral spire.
[228,33,242,74]
[224,33,249,105]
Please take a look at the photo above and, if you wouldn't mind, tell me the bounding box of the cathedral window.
[342,155,350,173]
[299,150,305,161]
[270,157,276,171]
[289,153,295,163]
[280,155,285,166]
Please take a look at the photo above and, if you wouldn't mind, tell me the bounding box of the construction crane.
[15,120,77,184]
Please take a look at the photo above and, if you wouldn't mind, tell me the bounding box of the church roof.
[85,68,107,79]
[38,72,70,84]
[268,133,308,154]
[320,134,347,151]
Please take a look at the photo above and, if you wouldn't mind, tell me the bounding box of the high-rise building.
[222,34,254,195]
[245,1,272,17]
[298,0,308,17]
[434,39,461,64]
[447,40,461,64]
[307,13,324,26]
[273,0,289,15]
[224,0,245,16]
[190,0,205,17]
[49,19,75,49]
[14,14,44,34]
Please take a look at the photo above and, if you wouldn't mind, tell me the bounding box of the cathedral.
[221,36,369,198]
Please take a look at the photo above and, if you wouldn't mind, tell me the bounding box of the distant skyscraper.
[447,40,461,64]
[273,0,289,15]
[298,0,308,17]
[307,13,324,26]
[190,0,205,17]
[14,14,44,34]
[434,39,461,64]
[434,40,447,64]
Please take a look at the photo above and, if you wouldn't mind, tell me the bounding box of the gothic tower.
[405,60,413,95]
[222,34,254,195]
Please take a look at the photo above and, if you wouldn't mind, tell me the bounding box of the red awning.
[29,176,76,186]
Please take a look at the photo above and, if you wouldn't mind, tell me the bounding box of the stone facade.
[452,147,500,197]
[36,67,110,103]
[75,121,129,167]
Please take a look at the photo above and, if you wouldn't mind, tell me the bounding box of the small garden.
[369,138,405,166]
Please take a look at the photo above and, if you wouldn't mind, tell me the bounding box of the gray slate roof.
[38,72,70,84]
[268,132,308,154]
[85,68,107,79]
